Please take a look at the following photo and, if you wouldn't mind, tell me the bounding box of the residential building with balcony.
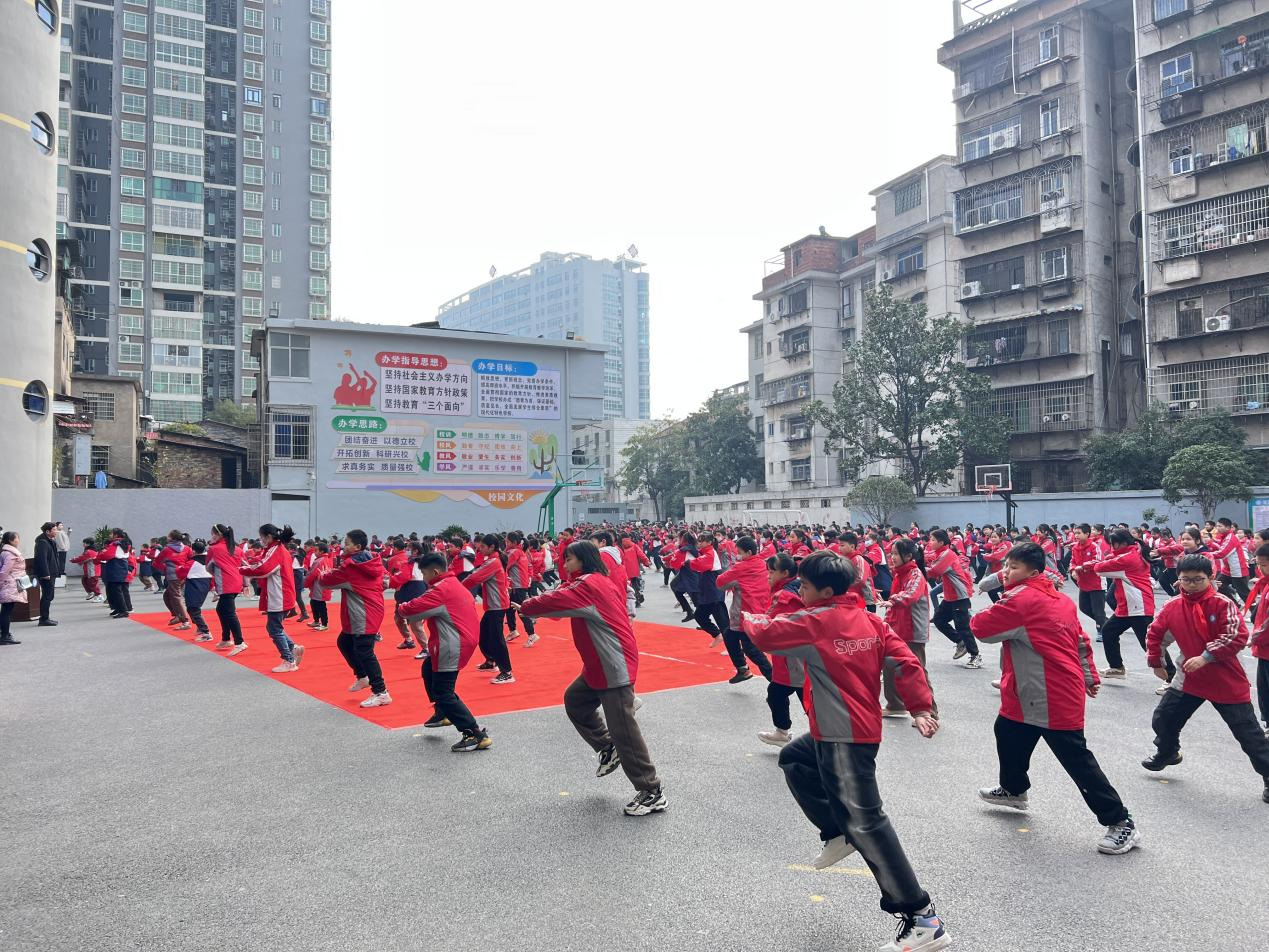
[57,0,333,424]
[1136,0,1269,447]
[939,0,1144,493]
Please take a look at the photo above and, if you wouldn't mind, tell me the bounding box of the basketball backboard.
[974,463,1012,493]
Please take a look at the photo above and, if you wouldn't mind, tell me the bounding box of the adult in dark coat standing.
[34,522,62,627]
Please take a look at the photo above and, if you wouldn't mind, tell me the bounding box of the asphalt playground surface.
[2,579,1265,952]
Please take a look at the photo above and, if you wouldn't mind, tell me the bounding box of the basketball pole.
[999,489,1017,533]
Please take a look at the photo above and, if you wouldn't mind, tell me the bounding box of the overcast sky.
[332,0,967,417]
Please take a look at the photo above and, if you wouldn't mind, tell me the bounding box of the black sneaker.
[396,640,416,650]
[623,785,667,816]
[451,730,491,752]
[596,744,622,777]
[728,668,754,685]
[1141,750,1183,772]
[476,660,496,671]
[0,636,21,645]
[423,712,451,729]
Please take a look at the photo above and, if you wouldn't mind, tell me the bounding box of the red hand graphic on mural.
[333,363,378,408]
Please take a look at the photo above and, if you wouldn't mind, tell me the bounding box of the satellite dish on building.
[489,265,497,278]
[627,244,638,258]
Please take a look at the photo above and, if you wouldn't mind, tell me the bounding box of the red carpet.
[129,606,739,729]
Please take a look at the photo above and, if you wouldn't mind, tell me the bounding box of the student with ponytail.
[207,524,247,654]
[1092,527,1170,684]
[462,533,515,684]
[240,523,303,673]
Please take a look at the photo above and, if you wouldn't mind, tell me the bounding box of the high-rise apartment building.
[57,0,332,423]
[939,0,1144,493]
[437,252,651,420]
[1136,0,1269,448]
[1,0,60,538]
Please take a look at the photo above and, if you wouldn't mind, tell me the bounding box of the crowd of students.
[52,515,1269,952]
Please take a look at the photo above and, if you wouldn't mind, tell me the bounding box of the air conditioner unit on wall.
[882,269,893,281]
[961,281,982,299]
[1205,315,1231,333]
[990,128,1017,153]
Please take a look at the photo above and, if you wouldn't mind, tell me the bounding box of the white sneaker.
[812,835,856,869]
[1097,817,1141,855]
[93,595,105,603]
[1101,667,1127,680]
[348,677,370,692]
[964,654,984,669]
[215,640,233,651]
[526,633,540,647]
[360,691,392,708]
[990,678,1002,690]
[978,785,1029,811]
[292,644,305,668]
[952,643,968,660]
[879,906,950,952]
[413,649,429,661]
[271,661,298,673]
[194,633,213,643]
[708,635,722,649]
[228,643,248,656]
[1155,684,1170,695]
[632,695,644,712]
[758,728,792,747]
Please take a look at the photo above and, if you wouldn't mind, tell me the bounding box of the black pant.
[1257,659,1269,727]
[422,665,478,734]
[1218,574,1250,607]
[337,631,387,694]
[1101,615,1174,677]
[723,628,772,677]
[311,599,328,626]
[1152,689,1269,776]
[693,600,728,637]
[932,598,977,656]
[507,589,535,635]
[0,602,14,637]
[38,579,55,622]
[214,592,244,645]
[479,609,511,674]
[106,582,129,616]
[778,733,930,916]
[187,604,209,635]
[631,575,644,604]
[293,571,307,615]
[1157,568,1178,598]
[767,682,804,731]
[673,589,693,615]
[1077,590,1107,634]
[993,715,1128,826]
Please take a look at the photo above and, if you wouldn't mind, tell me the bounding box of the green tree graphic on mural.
[416,450,431,472]
[529,433,558,476]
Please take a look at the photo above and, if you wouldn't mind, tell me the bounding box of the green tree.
[1087,404,1250,491]
[207,399,256,427]
[846,476,916,527]
[681,392,762,495]
[164,422,207,436]
[438,524,468,540]
[1161,443,1254,521]
[619,418,689,521]
[807,284,1008,496]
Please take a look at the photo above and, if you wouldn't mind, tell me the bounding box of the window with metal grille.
[91,445,110,473]
[893,178,923,214]
[82,391,115,421]
[270,408,312,464]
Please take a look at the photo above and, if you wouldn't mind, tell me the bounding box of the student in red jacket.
[981,530,1012,604]
[503,531,537,645]
[71,539,102,601]
[401,552,489,750]
[320,528,391,708]
[1069,523,1109,639]
[1211,517,1251,606]
[620,533,650,608]
[742,552,946,952]
[207,524,246,653]
[1152,528,1184,597]
[1091,529,1167,682]
[153,530,193,630]
[880,539,936,718]
[518,540,665,817]
[716,536,773,684]
[927,529,983,668]
[756,553,806,748]
[1249,543,1269,733]
[462,535,515,684]
[303,542,333,632]
[1142,553,1269,804]
[970,542,1141,854]
[240,524,303,673]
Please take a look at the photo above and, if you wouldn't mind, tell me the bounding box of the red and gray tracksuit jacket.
[742,594,933,744]
[768,583,806,688]
[926,546,973,601]
[844,550,875,607]
[621,540,649,579]
[205,539,242,595]
[303,555,333,602]
[1211,530,1249,578]
[969,575,1098,731]
[240,542,295,613]
[520,572,639,690]
[153,542,192,583]
[1069,539,1106,592]
[401,575,479,673]
[885,559,929,644]
[717,555,770,628]
[598,545,631,605]
[321,549,386,635]
[462,556,510,611]
[1247,575,1269,661]
[506,544,532,591]
[983,540,1011,573]
[1093,547,1155,617]
[1147,587,1252,704]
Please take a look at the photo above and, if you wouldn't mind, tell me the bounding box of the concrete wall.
[54,489,270,573]
[0,0,59,546]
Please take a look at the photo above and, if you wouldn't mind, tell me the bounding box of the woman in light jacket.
[0,531,29,645]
